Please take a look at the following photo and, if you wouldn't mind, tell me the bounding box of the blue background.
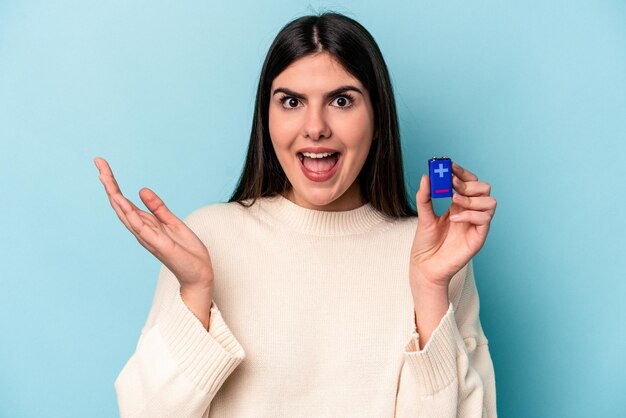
[1,1,625,417]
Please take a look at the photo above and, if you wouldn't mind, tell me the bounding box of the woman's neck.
[281,182,365,212]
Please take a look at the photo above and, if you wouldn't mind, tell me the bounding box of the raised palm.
[94,157,214,292]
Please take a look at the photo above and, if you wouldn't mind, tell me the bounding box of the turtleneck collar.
[253,194,391,236]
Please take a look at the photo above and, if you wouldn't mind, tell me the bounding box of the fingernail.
[450,214,460,221]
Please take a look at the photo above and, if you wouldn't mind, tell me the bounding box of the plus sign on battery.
[434,163,448,178]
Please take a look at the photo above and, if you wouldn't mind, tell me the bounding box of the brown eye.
[331,94,355,109]
[280,96,301,110]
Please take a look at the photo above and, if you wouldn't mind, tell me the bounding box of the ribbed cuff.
[156,290,246,395]
[404,301,458,395]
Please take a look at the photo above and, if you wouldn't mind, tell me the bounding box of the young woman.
[95,12,498,418]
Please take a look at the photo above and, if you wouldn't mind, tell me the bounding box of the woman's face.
[269,51,375,211]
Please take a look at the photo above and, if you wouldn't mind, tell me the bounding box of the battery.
[428,157,453,198]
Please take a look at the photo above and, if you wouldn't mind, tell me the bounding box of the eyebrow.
[271,85,363,99]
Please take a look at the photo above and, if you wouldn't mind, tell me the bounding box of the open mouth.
[297,152,341,173]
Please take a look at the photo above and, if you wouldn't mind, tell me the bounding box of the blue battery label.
[429,158,453,198]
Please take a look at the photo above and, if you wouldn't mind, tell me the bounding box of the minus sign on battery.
[435,189,450,193]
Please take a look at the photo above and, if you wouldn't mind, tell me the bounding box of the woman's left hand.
[409,161,497,290]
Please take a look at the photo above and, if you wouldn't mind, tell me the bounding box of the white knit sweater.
[114,194,497,417]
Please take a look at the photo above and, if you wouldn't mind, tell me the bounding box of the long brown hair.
[228,12,417,218]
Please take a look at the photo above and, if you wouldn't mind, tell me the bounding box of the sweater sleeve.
[114,262,246,418]
[394,259,497,418]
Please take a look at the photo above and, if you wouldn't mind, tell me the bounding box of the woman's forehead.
[271,53,363,92]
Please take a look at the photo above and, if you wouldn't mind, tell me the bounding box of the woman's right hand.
[94,157,215,301]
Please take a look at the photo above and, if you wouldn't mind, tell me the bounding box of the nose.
[303,106,331,140]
